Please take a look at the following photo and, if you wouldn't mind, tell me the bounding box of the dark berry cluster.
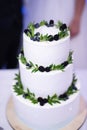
[31,35,40,42]
[61,61,68,67]
[59,93,69,101]
[38,66,51,72]
[49,19,54,27]
[54,34,59,41]
[37,97,48,106]
[59,24,67,31]
[48,34,59,41]
[24,29,32,35]
[72,85,77,91]
[23,93,29,98]
[34,23,40,28]
[26,63,32,68]
[30,32,40,41]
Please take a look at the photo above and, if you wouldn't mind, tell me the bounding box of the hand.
[69,18,80,39]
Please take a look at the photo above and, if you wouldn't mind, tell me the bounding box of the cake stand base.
[6,96,87,130]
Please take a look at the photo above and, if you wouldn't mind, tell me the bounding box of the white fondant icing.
[12,82,80,130]
[19,60,73,98]
[23,32,70,67]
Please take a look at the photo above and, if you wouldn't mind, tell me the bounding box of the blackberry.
[40,101,45,106]
[49,20,54,27]
[32,35,40,41]
[45,67,51,72]
[36,36,40,41]
[38,66,45,72]
[35,32,40,37]
[43,98,48,103]
[16,82,19,85]
[54,34,59,41]
[24,29,29,34]
[26,63,32,68]
[59,24,67,31]
[59,93,68,100]
[33,36,40,41]
[38,97,48,106]
[38,97,44,106]
[38,97,43,102]
[32,36,37,41]
[72,85,77,91]
[34,23,40,28]
[30,37,34,41]
[23,93,29,98]
[24,29,32,36]
[61,61,68,67]
[48,35,54,41]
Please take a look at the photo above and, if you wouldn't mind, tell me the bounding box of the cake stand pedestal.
[6,96,87,130]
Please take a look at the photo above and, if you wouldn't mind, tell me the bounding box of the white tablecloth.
[0,69,87,130]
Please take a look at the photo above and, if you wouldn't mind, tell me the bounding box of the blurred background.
[0,0,87,69]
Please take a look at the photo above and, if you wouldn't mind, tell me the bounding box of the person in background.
[69,0,85,38]
[24,0,85,39]
[24,0,87,69]
[0,0,23,69]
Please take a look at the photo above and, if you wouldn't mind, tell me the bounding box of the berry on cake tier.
[12,20,80,130]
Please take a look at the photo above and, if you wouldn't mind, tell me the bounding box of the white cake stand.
[6,96,87,130]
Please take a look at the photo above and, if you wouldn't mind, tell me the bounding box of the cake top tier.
[23,20,70,66]
[24,20,70,42]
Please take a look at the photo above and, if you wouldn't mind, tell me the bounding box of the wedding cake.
[12,20,80,130]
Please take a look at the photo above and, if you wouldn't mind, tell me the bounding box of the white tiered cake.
[12,20,80,130]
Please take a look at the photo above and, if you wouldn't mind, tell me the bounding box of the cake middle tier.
[19,60,73,98]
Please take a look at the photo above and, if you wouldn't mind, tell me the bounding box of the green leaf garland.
[13,73,78,106]
[19,51,73,73]
[25,20,69,42]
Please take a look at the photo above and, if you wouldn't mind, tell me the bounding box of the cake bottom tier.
[12,82,80,130]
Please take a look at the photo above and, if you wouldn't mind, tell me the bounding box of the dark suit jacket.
[0,0,23,68]
[0,0,23,33]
